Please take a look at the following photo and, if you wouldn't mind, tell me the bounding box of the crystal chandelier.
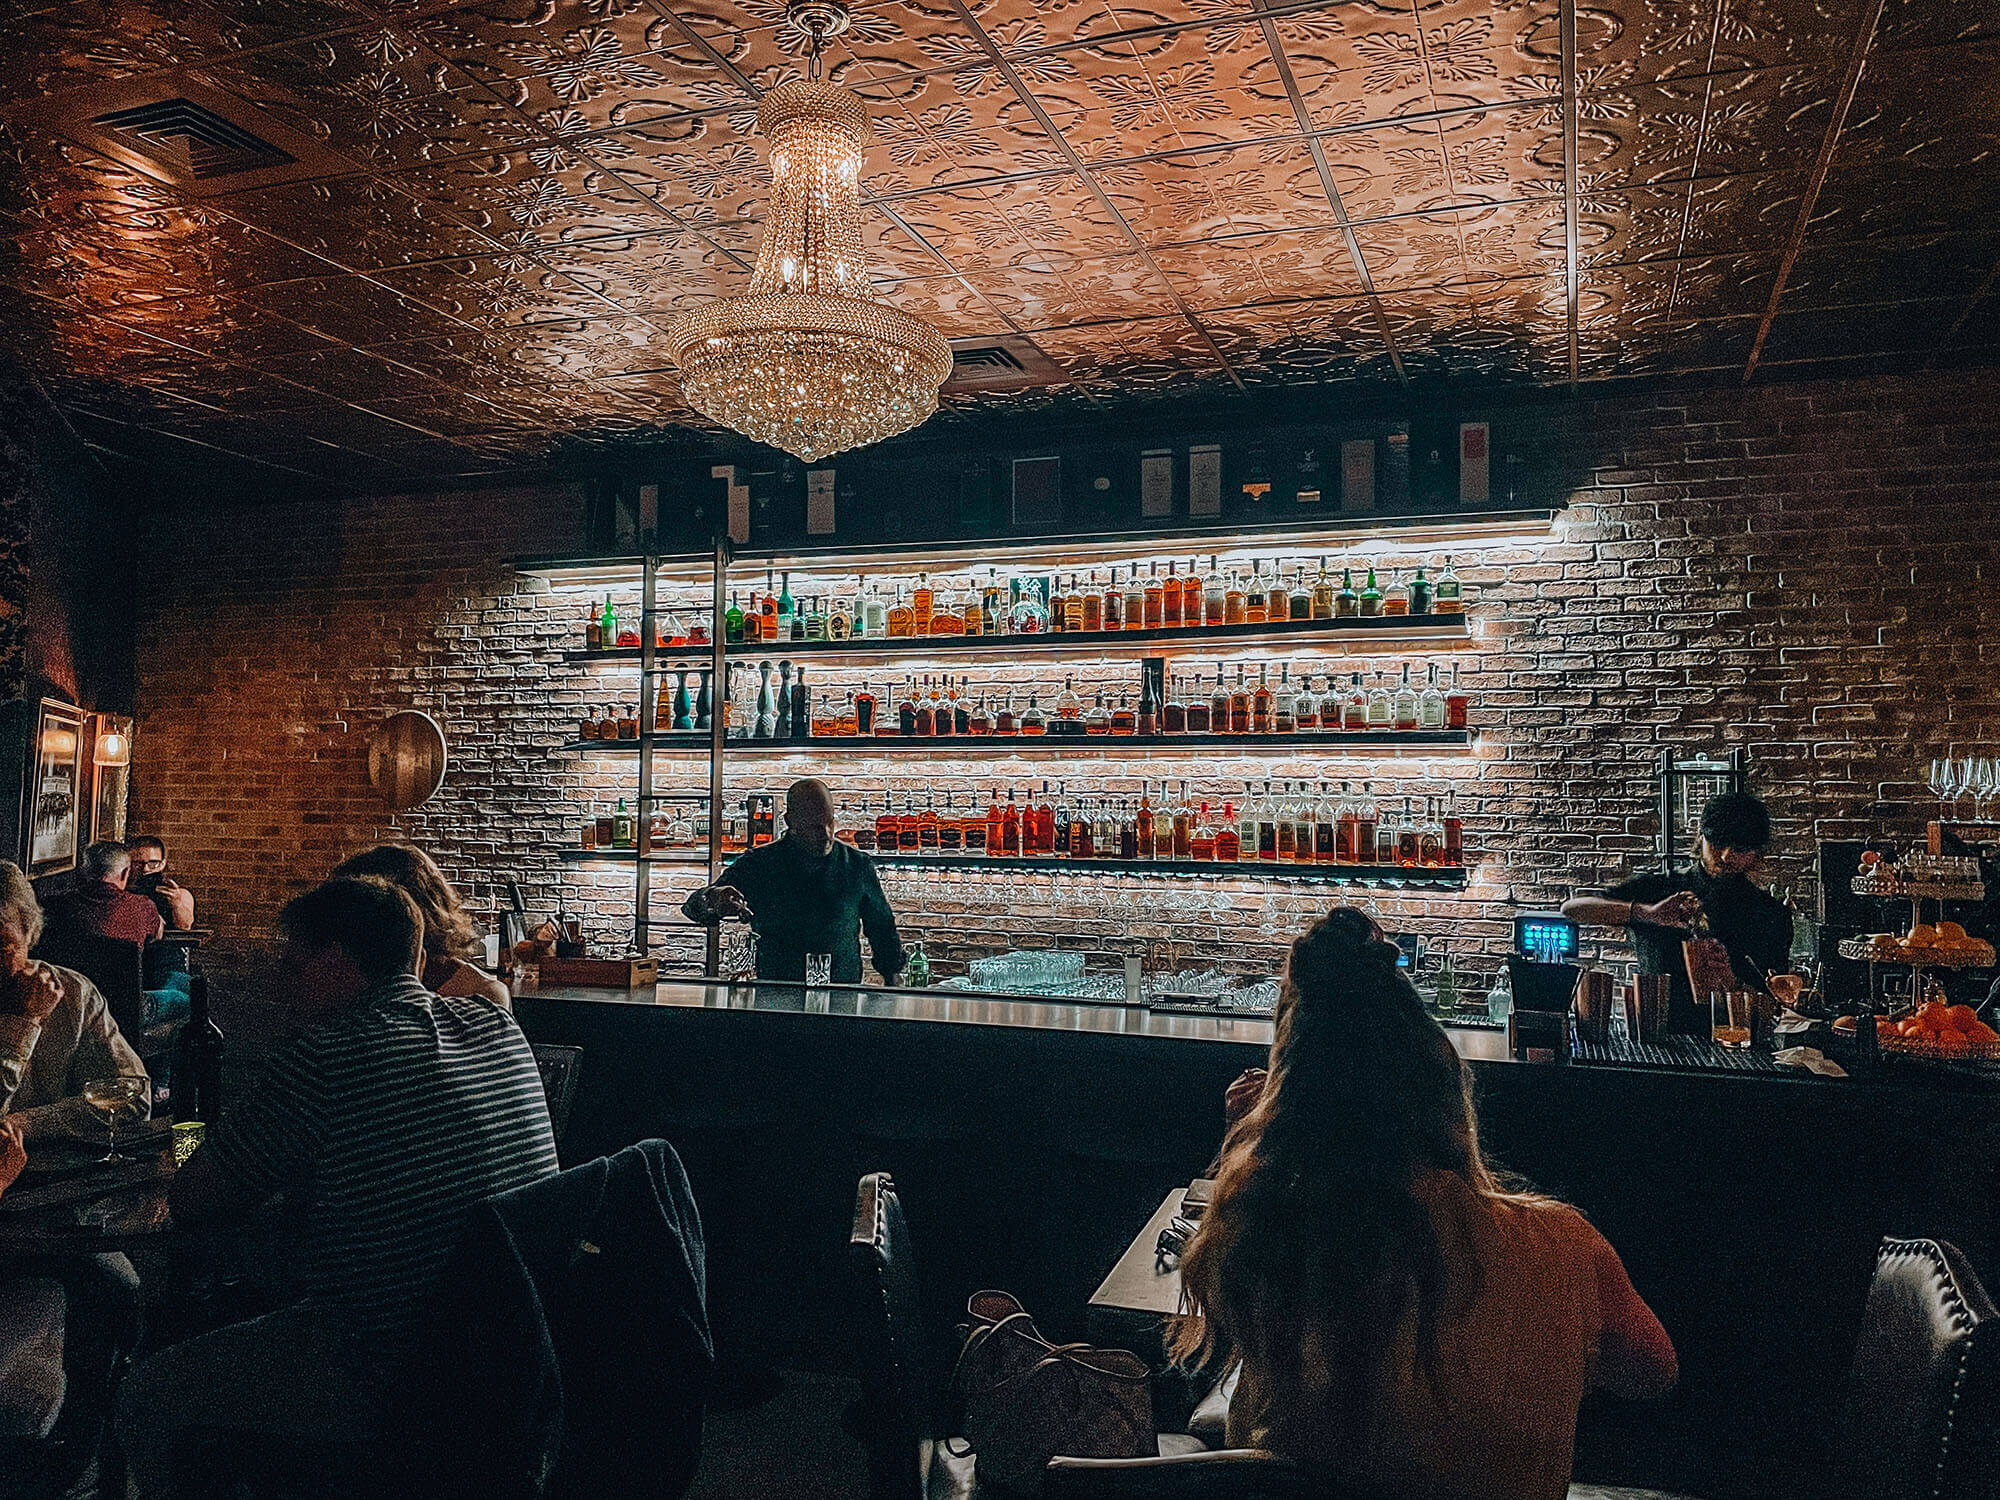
[668,0,951,462]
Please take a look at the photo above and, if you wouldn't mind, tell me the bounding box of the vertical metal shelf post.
[704,532,730,978]
[635,548,658,954]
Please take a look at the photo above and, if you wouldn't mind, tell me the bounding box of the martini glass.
[80,1075,149,1163]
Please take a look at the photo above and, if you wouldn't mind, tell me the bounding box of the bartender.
[1562,791,1793,1030]
[683,778,906,985]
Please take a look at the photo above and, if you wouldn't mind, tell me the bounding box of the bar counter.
[516,976,2000,1499]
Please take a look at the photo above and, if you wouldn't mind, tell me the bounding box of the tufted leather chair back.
[1835,1237,2000,1500]
[850,1172,937,1500]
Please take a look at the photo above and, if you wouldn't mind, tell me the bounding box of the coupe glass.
[80,1074,150,1163]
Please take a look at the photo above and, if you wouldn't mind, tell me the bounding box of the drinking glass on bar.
[805,952,833,989]
[1712,990,1754,1050]
[80,1074,150,1163]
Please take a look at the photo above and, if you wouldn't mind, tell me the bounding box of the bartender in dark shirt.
[682,779,906,985]
[1563,792,1793,1032]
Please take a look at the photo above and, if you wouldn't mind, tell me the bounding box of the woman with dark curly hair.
[1170,907,1675,1499]
[330,845,510,1013]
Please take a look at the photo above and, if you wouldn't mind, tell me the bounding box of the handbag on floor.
[953,1289,1154,1495]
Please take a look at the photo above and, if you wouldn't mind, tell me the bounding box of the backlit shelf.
[560,730,1471,754]
[561,847,1470,886]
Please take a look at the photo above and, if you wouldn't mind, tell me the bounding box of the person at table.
[0,861,149,1141]
[1169,907,1677,1500]
[115,876,559,1499]
[0,862,146,1486]
[1561,791,1793,1029]
[682,778,906,985]
[332,842,512,1012]
[128,835,195,933]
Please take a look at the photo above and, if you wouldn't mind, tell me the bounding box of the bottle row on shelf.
[577,779,1467,870]
[577,552,1466,652]
[573,658,1473,743]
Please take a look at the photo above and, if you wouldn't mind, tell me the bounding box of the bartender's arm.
[858,859,906,983]
[1564,876,1703,932]
[682,855,756,925]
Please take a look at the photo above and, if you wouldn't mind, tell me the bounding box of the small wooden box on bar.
[537,954,660,988]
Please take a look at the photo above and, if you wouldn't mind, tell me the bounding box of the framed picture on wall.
[25,698,86,879]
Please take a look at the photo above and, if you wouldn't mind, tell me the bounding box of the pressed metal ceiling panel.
[0,0,1995,481]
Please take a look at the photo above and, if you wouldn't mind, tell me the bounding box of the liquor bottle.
[862,582,888,639]
[1159,676,1184,735]
[1359,566,1383,617]
[935,677,958,738]
[938,794,964,852]
[897,794,922,851]
[1203,556,1227,626]
[1052,783,1073,856]
[887,586,913,639]
[613,797,635,849]
[1172,782,1194,859]
[1162,560,1184,629]
[1110,693,1136,735]
[1228,666,1252,735]
[1094,569,1116,631]
[1383,571,1410,617]
[1238,790,1261,863]
[1374,796,1399,865]
[1053,675,1085,736]
[776,661,797,741]
[1314,782,1338,863]
[1215,802,1242,862]
[983,568,1006,635]
[1355,783,1379,864]
[1291,782,1316,865]
[1342,673,1368,731]
[1135,782,1155,859]
[968,694,992,736]
[599,703,621,740]
[600,596,618,648]
[803,597,826,642]
[1209,668,1232,734]
[696,669,712,731]
[1245,561,1267,624]
[1445,663,1469,729]
[913,677,936,736]
[963,795,988,851]
[1274,782,1296,861]
[1335,781,1358,863]
[1123,567,1146,631]
[1419,797,1444,867]
[1434,556,1463,616]
[1063,575,1087,633]
[830,583,854,641]
[777,572,796,639]
[1367,672,1393,730]
[911,571,934,633]
[1086,693,1112,736]
[1267,562,1291,624]
[1144,563,1164,630]
[1082,572,1105,632]
[1394,664,1419,731]
[1223,567,1247,626]
[1001,788,1022,855]
[1257,781,1280,860]
[995,695,1019,735]
[854,796,879,852]
[754,661,775,739]
[1136,674,1158,737]
[1288,566,1312,623]
[855,681,877,737]
[930,584,964,637]
[1272,664,1296,733]
[1410,566,1433,615]
[960,581,983,637]
[1021,692,1048,736]
[896,676,918,736]
[1118,801,1139,860]
[1443,791,1464,866]
[918,794,941,851]
[905,938,931,987]
[1191,803,1217,861]
[791,666,810,739]
[1185,672,1212,734]
[586,599,604,651]
[1070,799,1094,858]
[724,592,744,644]
[1396,798,1420,867]
[757,571,777,640]
[1419,663,1448,729]
[1035,782,1055,854]
[984,788,1003,854]
[673,671,694,730]
[1251,665,1273,734]
[173,969,225,1125]
[1293,672,1317,732]
[1336,567,1358,619]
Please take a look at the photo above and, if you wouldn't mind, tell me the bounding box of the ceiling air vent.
[91,98,295,180]
[944,336,1065,391]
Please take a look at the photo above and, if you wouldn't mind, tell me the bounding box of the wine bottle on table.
[174,969,224,1126]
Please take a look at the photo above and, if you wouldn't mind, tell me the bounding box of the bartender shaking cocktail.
[683,778,906,985]
[1563,792,1793,1028]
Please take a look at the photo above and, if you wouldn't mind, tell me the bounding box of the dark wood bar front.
[518,979,2000,1500]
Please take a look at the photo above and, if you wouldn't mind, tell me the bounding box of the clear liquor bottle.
[1445,662,1469,729]
[1383,571,1410,617]
[1376,795,1401,865]
[1354,782,1379,864]
[1202,556,1227,627]
[911,572,934,633]
[1292,671,1318,732]
[1419,797,1445,867]
[1053,674,1085,736]
[861,582,887,639]
[1273,781,1296,861]
[1272,664,1296,733]
[1419,663,1448,729]
[1289,565,1312,623]
[1291,782,1316,865]
[1020,692,1048,736]
[1434,556,1463,616]
[1251,664,1273,733]
[1343,673,1369,731]
[1366,672,1394,729]
[1208,667,1230,734]
[1335,780,1359,863]
[1312,556,1336,620]
[1143,563,1164,630]
[1190,803,1217,862]
[1228,665,1252,734]
[1314,781,1339,863]
[1394,664,1419,730]
[1248,784,1272,862]
[1172,781,1194,859]
[1244,560,1267,624]
[1082,571,1105,632]
[1223,567,1247,626]
[1396,798,1420,867]
[1085,693,1112,736]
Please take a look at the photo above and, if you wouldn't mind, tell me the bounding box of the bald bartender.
[683,779,907,985]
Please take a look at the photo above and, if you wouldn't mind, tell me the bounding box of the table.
[0,1145,175,1256]
[1088,1188,1188,1339]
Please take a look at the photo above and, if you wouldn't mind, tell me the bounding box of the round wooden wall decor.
[368,710,448,811]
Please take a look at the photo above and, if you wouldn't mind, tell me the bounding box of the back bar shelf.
[520,508,1548,959]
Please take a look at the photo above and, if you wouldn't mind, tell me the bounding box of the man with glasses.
[127,836,194,934]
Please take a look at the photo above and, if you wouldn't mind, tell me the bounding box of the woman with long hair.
[1169,908,1675,1499]
[329,845,511,1012]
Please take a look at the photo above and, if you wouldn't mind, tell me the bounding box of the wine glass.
[80,1074,150,1163]
[1929,757,1957,816]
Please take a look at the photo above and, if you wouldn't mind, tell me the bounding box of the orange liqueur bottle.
[1214,804,1241,861]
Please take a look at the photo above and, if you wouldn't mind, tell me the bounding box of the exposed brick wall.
[129,370,2000,1006]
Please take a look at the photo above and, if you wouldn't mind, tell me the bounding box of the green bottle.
[1409,566,1431,615]
[905,939,930,988]
[724,591,744,644]
[777,571,796,639]
[612,797,634,848]
[1359,566,1383,617]
[599,596,617,646]
[1336,568,1358,618]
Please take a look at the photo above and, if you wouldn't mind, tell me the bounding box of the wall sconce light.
[94,716,132,767]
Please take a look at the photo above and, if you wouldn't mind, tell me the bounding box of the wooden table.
[0,1145,176,1256]
[1088,1187,1188,1340]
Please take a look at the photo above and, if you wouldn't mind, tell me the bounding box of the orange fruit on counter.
[1948,1005,1980,1029]
[1935,1031,1970,1053]
[1965,1019,2000,1044]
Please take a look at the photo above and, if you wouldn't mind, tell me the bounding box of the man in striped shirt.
[116,876,558,1496]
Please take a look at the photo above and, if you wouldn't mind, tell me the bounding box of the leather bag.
[954,1290,1155,1495]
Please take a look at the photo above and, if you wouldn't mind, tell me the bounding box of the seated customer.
[116,877,559,1499]
[1170,908,1676,1500]
[128,836,195,933]
[331,843,511,1012]
[0,861,149,1140]
[40,840,187,1024]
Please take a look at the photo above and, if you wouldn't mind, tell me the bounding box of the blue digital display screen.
[1514,916,1579,961]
